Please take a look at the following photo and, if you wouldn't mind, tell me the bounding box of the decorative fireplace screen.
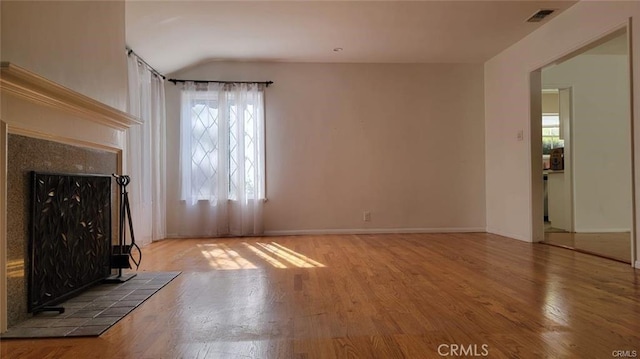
[29,172,112,312]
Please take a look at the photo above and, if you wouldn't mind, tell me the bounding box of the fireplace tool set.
[106,174,142,283]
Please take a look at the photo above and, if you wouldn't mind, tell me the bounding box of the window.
[542,114,564,155]
[180,83,265,204]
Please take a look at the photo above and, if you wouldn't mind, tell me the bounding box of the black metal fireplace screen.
[29,172,112,313]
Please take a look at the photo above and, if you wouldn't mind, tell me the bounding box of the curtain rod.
[126,48,166,80]
[168,79,274,87]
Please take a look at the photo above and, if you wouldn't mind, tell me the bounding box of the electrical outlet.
[363,211,371,222]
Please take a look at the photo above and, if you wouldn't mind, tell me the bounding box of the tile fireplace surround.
[6,134,119,327]
[0,62,141,333]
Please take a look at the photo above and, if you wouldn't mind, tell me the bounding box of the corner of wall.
[486,226,532,242]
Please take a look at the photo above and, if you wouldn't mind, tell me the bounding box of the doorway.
[533,28,635,264]
[541,88,572,232]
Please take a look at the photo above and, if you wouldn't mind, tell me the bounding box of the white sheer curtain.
[178,81,265,237]
[126,53,167,246]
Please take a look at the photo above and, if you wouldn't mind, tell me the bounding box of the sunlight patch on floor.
[243,243,288,268]
[197,242,325,269]
[257,242,325,268]
[198,243,258,270]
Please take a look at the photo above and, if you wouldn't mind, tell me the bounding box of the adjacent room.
[1,1,639,358]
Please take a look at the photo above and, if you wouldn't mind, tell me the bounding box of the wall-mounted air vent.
[527,9,555,23]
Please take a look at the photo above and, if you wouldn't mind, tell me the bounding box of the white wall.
[484,1,640,266]
[543,54,632,232]
[1,0,127,111]
[0,0,128,162]
[165,62,486,236]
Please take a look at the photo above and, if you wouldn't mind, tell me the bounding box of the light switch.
[517,130,524,141]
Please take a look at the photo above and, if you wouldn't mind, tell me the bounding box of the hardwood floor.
[1,233,639,358]
[543,231,632,263]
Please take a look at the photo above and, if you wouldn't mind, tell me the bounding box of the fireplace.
[6,134,118,326]
[1,63,139,331]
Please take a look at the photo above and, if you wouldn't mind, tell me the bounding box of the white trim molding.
[166,227,487,239]
[262,227,486,237]
[635,260,640,269]
[574,228,632,233]
[0,62,141,130]
[8,126,122,154]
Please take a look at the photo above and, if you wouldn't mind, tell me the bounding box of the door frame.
[529,24,637,266]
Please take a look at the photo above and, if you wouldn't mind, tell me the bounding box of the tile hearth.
[0,271,180,339]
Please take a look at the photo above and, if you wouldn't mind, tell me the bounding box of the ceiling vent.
[527,9,555,23]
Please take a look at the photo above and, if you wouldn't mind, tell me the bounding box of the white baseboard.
[635,260,640,269]
[574,228,631,233]
[164,227,486,239]
[165,234,218,239]
[263,227,486,236]
[486,227,531,242]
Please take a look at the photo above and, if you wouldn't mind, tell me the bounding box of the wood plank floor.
[1,233,639,358]
[543,231,632,263]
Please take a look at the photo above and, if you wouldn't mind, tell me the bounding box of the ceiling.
[125,1,578,75]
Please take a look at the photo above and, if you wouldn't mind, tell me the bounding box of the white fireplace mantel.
[0,62,141,131]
